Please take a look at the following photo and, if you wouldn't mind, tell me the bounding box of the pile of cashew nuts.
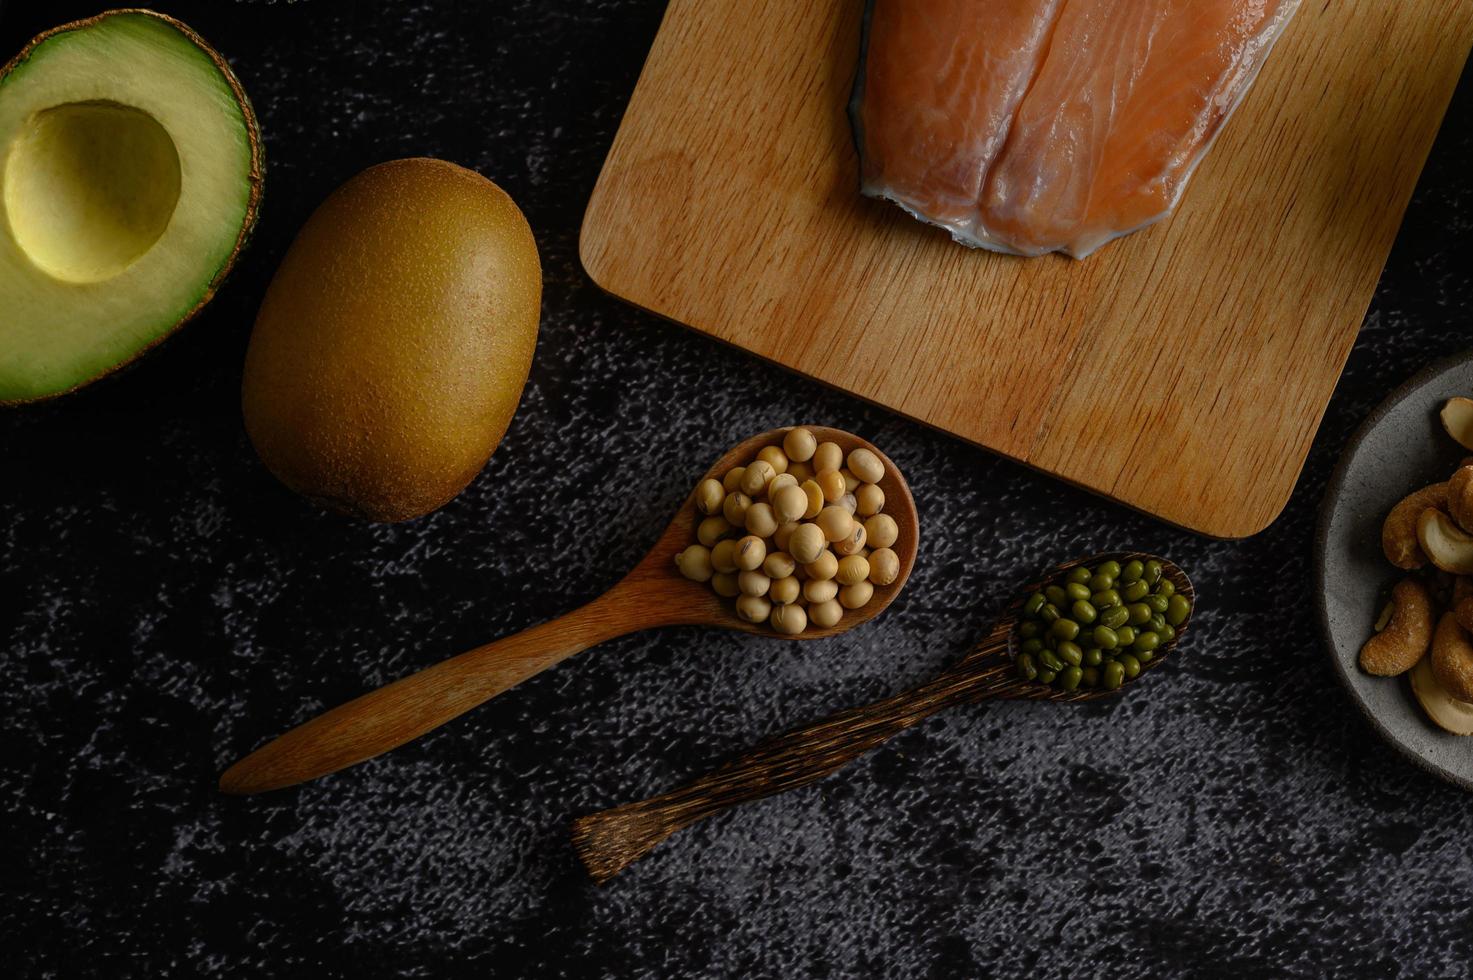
[1363,398,1473,735]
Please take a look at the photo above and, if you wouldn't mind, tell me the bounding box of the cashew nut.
[1441,397,1473,451]
[1359,578,1434,676]
[1431,611,1473,704]
[1449,465,1473,533]
[1457,596,1473,635]
[1382,482,1448,568]
[1416,509,1473,574]
[1409,656,1473,736]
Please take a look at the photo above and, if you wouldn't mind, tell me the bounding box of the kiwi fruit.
[242,158,541,521]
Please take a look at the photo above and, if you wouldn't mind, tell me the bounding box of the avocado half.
[0,9,263,404]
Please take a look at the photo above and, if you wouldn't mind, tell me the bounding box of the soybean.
[723,491,753,527]
[735,535,767,571]
[839,581,874,609]
[837,555,870,586]
[756,446,788,476]
[676,545,714,582]
[741,461,775,497]
[804,579,838,604]
[711,540,739,574]
[817,469,846,503]
[764,552,797,580]
[697,515,732,548]
[738,569,770,597]
[783,428,817,463]
[688,435,908,635]
[813,442,843,473]
[868,548,900,586]
[772,484,809,524]
[864,514,899,550]
[847,448,885,484]
[790,524,827,564]
[816,505,853,543]
[770,576,800,605]
[805,549,839,581]
[745,503,778,538]
[696,479,725,516]
[833,522,867,557]
[855,483,885,517]
[736,594,771,624]
[809,599,843,628]
[770,603,807,635]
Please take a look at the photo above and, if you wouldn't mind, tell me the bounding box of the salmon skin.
[850,0,1302,259]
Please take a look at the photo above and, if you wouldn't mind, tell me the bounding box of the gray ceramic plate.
[1315,351,1473,790]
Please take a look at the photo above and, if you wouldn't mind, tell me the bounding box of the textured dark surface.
[2,2,1471,977]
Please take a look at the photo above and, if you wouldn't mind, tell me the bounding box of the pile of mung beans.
[673,428,901,634]
[1014,558,1190,692]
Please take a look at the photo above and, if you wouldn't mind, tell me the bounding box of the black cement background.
[2,2,1471,977]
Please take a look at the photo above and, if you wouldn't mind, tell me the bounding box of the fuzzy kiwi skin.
[242,158,541,522]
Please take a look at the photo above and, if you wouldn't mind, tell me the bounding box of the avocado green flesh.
[0,13,257,402]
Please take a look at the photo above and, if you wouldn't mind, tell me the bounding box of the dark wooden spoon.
[220,426,917,795]
[571,553,1193,883]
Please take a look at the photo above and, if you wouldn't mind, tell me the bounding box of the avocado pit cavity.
[5,100,181,284]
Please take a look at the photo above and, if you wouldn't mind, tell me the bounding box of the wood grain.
[573,552,1195,883]
[220,427,917,794]
[580,0,1472,537]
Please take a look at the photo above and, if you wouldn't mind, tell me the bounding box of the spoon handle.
[220,586,646,795]
[572,640,1015,883]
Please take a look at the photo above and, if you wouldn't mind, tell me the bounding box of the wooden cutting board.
[580,0,1472,537]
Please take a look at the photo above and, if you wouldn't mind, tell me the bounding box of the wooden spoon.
[220,426,917,795]
[571,553,1193,883]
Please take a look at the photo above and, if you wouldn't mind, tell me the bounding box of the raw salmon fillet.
[850,0,1302,258]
